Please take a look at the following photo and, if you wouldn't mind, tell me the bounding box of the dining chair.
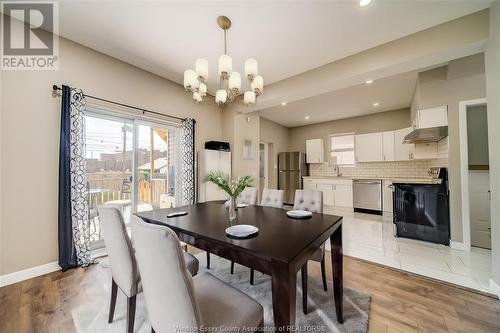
[131,216,264,333]
[241,189,285,283]
[97,207,199,333]
[237,187,258,205]
[293,190,327,314]
[260,189,284,209]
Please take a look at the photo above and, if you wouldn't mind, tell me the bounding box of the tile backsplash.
[309,159,448,178]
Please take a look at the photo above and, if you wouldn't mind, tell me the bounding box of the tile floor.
[324,206,493,294]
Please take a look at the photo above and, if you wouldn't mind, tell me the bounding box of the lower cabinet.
[302,178,353,208]
[334,185,353,208]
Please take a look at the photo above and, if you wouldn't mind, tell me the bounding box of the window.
[330,134,355,166]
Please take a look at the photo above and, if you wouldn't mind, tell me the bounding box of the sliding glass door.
[134,121,179,212]
[84,112,179,252]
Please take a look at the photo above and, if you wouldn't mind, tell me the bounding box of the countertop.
[302,175,442,184]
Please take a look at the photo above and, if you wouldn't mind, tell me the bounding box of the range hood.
[403,126,448,144]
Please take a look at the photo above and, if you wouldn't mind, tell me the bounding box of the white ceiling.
[55,0,491,93]
[259,70,418,127]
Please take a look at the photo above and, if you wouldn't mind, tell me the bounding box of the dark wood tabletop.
[136,201,341,262]
[136,201,344,330]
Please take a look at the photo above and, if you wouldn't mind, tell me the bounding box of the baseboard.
[489,279,500,299]
[449,240,465,250]
[0,261,60,287]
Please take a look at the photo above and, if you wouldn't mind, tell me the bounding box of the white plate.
[224,201,249,208]
[226,224,259,238]
[287,210,313,219]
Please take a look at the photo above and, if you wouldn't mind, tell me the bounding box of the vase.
[228,196,237,221]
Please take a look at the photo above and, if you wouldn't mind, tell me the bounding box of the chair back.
[293,190,323,213]
[131,216,201,332]
[260,189,284,209]
[97,206,138,297]
[238,187,258,205]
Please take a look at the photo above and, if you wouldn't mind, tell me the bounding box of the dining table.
[136,201,343,330]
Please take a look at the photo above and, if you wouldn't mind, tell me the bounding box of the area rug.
[73,254,371,332]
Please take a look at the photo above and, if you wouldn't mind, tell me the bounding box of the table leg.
[271,260,296,331]
[330,225,343,324]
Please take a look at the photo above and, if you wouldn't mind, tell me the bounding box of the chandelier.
[183,16,263,106]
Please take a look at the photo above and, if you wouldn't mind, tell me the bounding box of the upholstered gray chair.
[293,190,327,314]
[131,216,263,333]
[98,207,199,333]
[260,189,284,209]
[237,187,258,205]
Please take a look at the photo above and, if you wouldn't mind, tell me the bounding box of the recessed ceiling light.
[281,102,287,106]
[359,0,372,7]
[365,79,373,84]
[373,102,379,106]
[305,116,310,120]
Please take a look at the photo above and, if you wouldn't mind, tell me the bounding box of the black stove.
[393,167,450,245]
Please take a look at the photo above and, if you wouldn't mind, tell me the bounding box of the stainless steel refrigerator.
[278,152,307,204]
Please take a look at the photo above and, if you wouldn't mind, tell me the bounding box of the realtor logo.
[1,1,59,70]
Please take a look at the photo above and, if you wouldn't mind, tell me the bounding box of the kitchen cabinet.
[355,133,383,162]
[302,178,353,208]
[306,139,324,163]
[383,180,393,213]
[414,106,448,129]
[316,184,335,206]
[303,179,317,191]
[382,131,395,161]
[335,185,353,208]
[394,127,415,161]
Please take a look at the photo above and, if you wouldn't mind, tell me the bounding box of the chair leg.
[206,251,211,269]
[250,269,255,285]
[302,264,308,314]
[321,256,328,291]
[230,261,235,274]
[127,295,137,333]
[108,278,118,323]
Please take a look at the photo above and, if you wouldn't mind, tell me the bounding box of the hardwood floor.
[1,253,499,333]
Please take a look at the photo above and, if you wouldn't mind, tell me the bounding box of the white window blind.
[331,134,355,166]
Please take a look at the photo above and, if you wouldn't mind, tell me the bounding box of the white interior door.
[469,171,491,249]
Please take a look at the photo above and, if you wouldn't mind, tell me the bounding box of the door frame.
[259,142,269,202]
[458,97,487,252]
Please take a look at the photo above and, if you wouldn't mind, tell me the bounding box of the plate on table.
[224,201,249,208]
[226,224,259,238]
[287,210,313,219]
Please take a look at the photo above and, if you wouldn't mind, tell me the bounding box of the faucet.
[334,164,342,177]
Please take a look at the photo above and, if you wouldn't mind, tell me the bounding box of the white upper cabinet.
[415,106,448,129]
[355,132,383,162]
[306,139,324,163]
[394,127,415,161]
[382,131,395,162]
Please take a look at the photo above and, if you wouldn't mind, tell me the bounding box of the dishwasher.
[353,179,383,215]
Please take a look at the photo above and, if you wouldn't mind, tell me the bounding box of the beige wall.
[0,37,221,275]
[485,1,500,286]
[221,106,261,189]
[288,108,411,155]
[416,53,486,242]
[466,105,489,166]
[259,118,290,189]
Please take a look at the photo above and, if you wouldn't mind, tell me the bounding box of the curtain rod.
[52,85,189,122]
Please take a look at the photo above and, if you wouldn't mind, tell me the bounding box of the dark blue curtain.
[58,85,78,271]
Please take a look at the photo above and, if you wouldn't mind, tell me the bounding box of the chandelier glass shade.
[183,16,263,106]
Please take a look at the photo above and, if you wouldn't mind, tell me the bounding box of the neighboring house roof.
[138,157,169,171]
